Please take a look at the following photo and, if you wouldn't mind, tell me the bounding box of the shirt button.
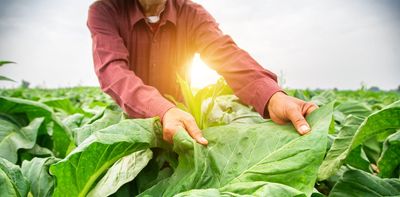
[152,63,156,68]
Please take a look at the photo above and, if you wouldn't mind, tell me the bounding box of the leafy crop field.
[0,84,399,197]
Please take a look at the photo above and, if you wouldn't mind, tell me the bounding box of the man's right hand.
[161,107,208,145]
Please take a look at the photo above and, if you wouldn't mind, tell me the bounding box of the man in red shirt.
[87,0,318,145]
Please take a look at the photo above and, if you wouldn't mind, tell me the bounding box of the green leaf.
[175,76,233,129]
[42,97,88,116]
[19,144,54,162]
[176,75,199,123]
[141,103,333,196]
[87,149,152,197]
[72,109,122,145]
[135,149,176,193]
[0,157,29,197]
[0,75,16,82]
[0,96,74,158]
[293,89,311,101]
[62,113,84,130]
[0,60,16,66]
[344,146,371,173]
[377,130,400,178]
[311,90,336,106]
[318,101,400,180]
[350,101,400,149]
[0,117,44,163]
[204,95,264,126]
[50,118,164,197]
[329,169,400,197]
[21,157,60,197]
[174,182,306,197]
[318,115,364,180]
[335,101,372,119]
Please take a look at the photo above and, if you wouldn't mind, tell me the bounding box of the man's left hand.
[266,92,318,135]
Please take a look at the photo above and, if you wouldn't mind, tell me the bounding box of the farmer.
[87,0,318,145]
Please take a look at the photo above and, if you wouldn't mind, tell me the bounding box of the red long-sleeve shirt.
[87,0,282,119]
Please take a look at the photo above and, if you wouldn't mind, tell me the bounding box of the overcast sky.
[0,0,399,89]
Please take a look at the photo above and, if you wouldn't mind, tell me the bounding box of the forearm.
[97,61,175,119]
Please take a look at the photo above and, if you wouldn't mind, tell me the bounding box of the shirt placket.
[149,28,161,83]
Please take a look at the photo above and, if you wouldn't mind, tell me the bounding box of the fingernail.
[199,137,208,145]
[300,125,310,134]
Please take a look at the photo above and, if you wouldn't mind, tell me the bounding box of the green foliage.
[174,182,306,197]
[0,97,74,158]
[140,103,333,196]
[0,83,399,196]
[377,130,400,178]
[0,60,16,82]
[21,157,59,197]
[0,157,29,197]
[318,101,400,180]
[329,169,400,197]
[166,76,233,129]
[0,117,44,163]
[50,118,162,197]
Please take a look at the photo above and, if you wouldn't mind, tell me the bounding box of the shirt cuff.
[146,97,176,120]
[235,77,283,118]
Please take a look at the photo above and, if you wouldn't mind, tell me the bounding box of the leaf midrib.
[77,144,133,197]
[227,132,318,185]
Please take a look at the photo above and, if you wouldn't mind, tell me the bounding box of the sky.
[0,0,399,90]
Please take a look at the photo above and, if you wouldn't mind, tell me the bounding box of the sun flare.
[189,54,221,89]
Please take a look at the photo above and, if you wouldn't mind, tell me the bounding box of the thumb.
[287,108,311,135]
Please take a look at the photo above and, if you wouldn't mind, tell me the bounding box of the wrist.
[265,91,286,117]
[161,106,177,124]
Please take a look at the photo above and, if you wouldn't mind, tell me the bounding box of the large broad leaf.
[21,157,60,197]
[344,146,371,173]
[174,181,306,197]
[62,113,84,130]
[135,149,176,194]
[0,117,44,163]
[377,130,400,178]
[50,118,164,197]
[333,101,372,124]
[0,157,29,197]
[140,103,333,196]
[311,90,336,106]
[42,97,88,116]
[72,108,122,145]
[19,144,54,162]
[329,169,400,197]
[318,100,400,180]
[204,95,265,126]
[318,115,364,180]
[87,149,152,197]
[335,101,372,118]
[0,96,74,158]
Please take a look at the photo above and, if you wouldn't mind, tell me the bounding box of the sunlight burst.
[189,54,221,89]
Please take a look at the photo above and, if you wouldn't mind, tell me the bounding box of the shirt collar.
[130,0,177,27]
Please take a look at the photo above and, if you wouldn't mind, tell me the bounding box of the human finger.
[287,107,311,135]
[183,118,208,145]
[303,102,319,117]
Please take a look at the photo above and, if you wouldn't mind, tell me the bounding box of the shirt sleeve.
[87,2,175,119]
[190,5,283,117]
